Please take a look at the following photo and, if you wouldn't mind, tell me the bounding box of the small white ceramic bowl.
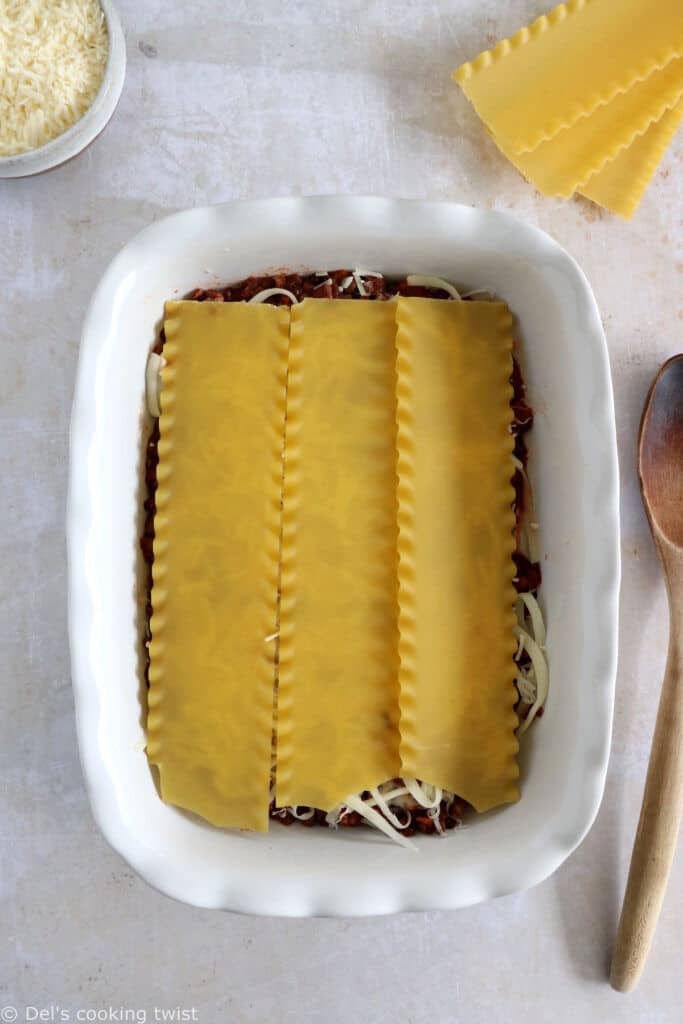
[0,0,126,179]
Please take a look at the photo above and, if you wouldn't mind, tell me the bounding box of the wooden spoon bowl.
[640,356,683,548]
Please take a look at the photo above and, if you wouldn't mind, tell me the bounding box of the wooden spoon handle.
[610,592,683,993]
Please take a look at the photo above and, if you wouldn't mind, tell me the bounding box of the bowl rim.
[0,0,126,178]
[67,196,621,915]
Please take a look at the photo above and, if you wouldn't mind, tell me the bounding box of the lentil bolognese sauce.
[141,270,547,844]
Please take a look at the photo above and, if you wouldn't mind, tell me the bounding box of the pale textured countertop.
[2,2,682,1021]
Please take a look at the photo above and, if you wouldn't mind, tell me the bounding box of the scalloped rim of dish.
[0,0,126,178]
[67,197,620,916]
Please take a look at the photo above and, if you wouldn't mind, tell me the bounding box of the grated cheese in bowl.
[0,0,109,158]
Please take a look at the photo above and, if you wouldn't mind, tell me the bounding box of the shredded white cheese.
[247,288,298,305]
[512,456,541,564]
[289,806,315,821]
[368,786,411,830]
[514,591,550,735]
[0,0,109,158]
[330,794,417,851]
[351,270,384,296]
[461,287,496,300]
[145,353,165,418]
[427,806,445,835]
[406,275,462,300]
[404,778,442,809]
[519,592,546,649]
[516,630,549,734]
[352,272,367,297]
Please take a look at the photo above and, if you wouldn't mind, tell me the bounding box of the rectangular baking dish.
[67,196,619,915]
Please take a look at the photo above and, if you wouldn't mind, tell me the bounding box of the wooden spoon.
[610,354,683,993]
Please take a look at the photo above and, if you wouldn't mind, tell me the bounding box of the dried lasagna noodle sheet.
[580,98,683,216]
[276,300,401,811]
[453,0,683,154]
[504,60,683,198]
[395,299,518,811]
[147,301,288,831]
[453,0,683,216]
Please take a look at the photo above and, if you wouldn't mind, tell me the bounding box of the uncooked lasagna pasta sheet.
[276,300,402,810]
[453,0,683,216]
[394,299,519,811]
[453,0,683,154]
[147,301,288,831]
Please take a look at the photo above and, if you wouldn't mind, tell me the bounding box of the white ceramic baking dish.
[68,197,619,915]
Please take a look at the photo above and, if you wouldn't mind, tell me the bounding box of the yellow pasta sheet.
[454,0,683,154]
[580,98,683,217]
[147,301,288,831]
[276,299,401,810]
[395,299,518,811]
[501,59,683,198]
